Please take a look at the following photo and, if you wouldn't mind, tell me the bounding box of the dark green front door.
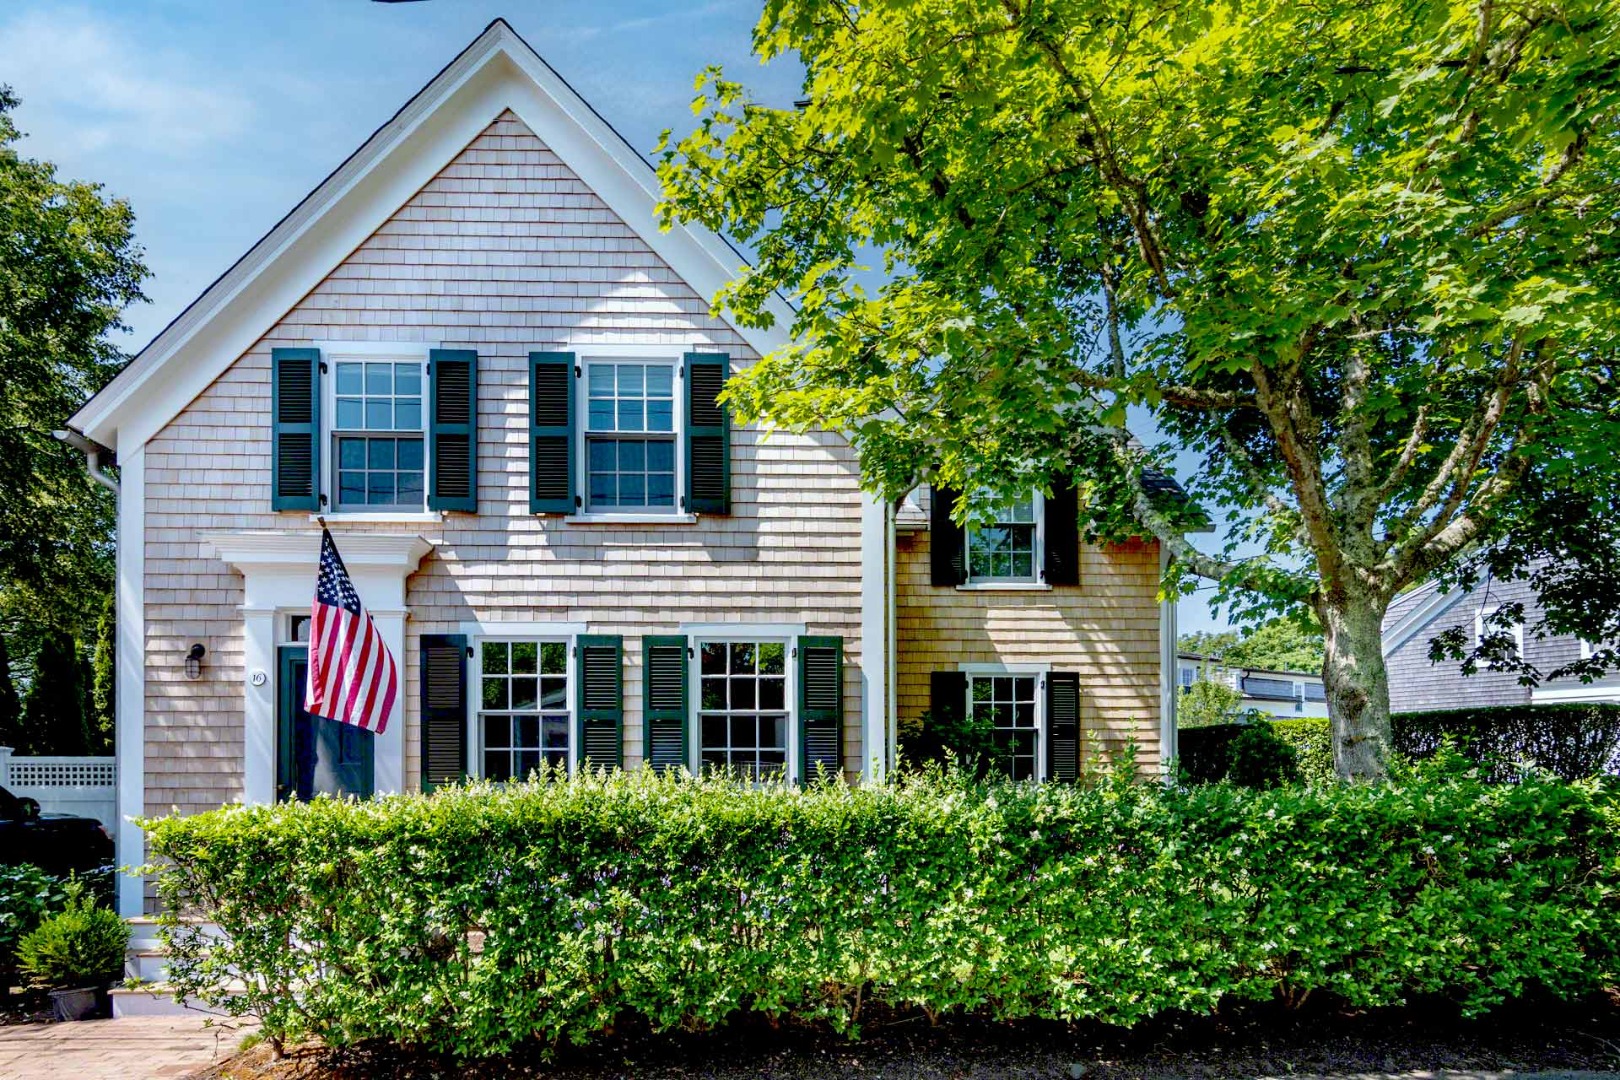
[277,646,374,802]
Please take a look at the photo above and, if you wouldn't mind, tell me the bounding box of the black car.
[0,784,115,878]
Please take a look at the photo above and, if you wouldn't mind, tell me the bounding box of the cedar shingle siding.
[142,114,865,816]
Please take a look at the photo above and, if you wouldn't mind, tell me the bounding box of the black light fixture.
[185,643,207,681]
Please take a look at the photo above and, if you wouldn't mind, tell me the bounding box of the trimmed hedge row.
[1181,703,1620,784]
[145,766,1620,1058]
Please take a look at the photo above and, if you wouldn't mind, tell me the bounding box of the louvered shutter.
[420,634,468,792]
[577,635,623,770]
[930,485,967,586]
[643,635,687,773]
[1047,671,1081,783]
[684,353,730,514]
[1043,479,1080,586]
[428,348,477,512]
[930,670,967,730]
[271,347,321,511]
[797,636,842,782]
[529,352,575,514]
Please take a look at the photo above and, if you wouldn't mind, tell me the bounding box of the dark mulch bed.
[0,985,54,1027]
[185,993,1620,1080]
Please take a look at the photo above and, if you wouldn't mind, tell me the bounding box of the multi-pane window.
[699,641,788,780]
[478,640,569,780]
[333,361,425,510]
[970,674,1040,781]
[585,362,677,511]
[968,497,1039,582]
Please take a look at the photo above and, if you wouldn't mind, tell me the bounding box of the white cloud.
[0,6,252,158]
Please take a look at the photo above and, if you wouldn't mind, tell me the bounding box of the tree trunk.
[1319,595,1394,781]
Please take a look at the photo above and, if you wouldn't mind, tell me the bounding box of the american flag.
[306,529,398,734]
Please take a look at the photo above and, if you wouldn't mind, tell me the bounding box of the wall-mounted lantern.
[185,643,207,681]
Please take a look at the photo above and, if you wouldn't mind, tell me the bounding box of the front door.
[277,646,374,801]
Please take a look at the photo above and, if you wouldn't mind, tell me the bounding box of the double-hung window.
[1474,604,1524,660]
[697,640,789,781]
[585,361,677,512]
[331,357,426,512]
[966,494,1044,584]
[476,639,571,780]
[968,671,1043,781]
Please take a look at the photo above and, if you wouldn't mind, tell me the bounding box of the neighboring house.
[1176,653,1329,719]
[63,21,1177,917]
[1382,570,1620,713]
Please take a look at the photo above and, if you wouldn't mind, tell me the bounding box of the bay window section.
[698,640,788,781]
[333,360,425,511]
[478,640,570,780]
[585,361,677,511]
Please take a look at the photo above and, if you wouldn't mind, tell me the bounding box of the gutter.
[53,428,119,495]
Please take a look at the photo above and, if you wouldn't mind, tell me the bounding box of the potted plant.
[16,880,128,1021]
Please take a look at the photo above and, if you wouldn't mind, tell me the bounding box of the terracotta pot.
[48,986,102,1022]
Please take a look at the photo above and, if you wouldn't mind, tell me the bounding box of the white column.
[241,608,277,805]
[0,746,12,787]
[859,491,889,782]
[1159,544,1179,776]
[371,610,407,794]
[115,445,146,918]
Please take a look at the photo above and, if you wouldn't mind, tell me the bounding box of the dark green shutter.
[428,349,478,512]
[420,634,468,792]
[930,485,967,585]
[643,635,687,773]
[930,670,967,730]
[577,635,623,770]
[1043,479,1081,586]
[529,351,575,514]
[271,347,321,511]
[798,636,842,782]
[1046,671,1081,782]
[684,353,730,514]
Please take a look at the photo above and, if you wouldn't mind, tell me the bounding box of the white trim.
[1382,582,1468,657]
[965,491,1045,586]
[1159,543,1177,776]
[1531,684,1620,704]
[959,666,1047,782]
[566,514,698,526]
[955,582,1053,593]
[686,630,798,781]
[311,512,444,525]
[114,446,145,918]
[458,621,587,639]
[957,661,1052,674]
[314,340,435,358]
[859,491,888,782]
[1474,603,1524,658]
[71,20,792,450]
[680,621,807,639]
[465,632,578,779]
[322,344,433,516]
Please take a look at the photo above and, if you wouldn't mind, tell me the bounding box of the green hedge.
[1181,703,1620,785]
[145,767,1620,1058]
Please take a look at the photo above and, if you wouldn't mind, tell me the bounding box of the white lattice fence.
[0,749,116,826]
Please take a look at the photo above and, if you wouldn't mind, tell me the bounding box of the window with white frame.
[584,360,678,512]
[968,672,1042,781]
[967,494,1043,583]
[330,357,426,511]
[1474,604,1524,659]
[698,640,788,780]
[477,640,570,780]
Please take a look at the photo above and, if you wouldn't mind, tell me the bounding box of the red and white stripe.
[306,599,397,734]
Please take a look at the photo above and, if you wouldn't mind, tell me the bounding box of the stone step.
[109,981,244,1020]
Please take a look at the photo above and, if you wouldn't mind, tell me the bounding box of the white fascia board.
[1382,583,1468,658]
[72,20,791,452]
[1531,683,1620,705]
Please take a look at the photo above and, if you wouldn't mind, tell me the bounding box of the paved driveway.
[0,1016,246,1080]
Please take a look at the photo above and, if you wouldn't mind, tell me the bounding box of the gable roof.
[70,18,791,451]
[1381,578,1469,658]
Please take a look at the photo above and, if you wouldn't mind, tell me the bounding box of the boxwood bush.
[144,765,1620,1059]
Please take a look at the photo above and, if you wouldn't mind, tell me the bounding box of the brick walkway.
[0,1015,248,1080]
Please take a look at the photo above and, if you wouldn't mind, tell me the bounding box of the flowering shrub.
[144,764,1620,1058]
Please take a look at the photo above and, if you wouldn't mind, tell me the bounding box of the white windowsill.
[564,513,698,526]
[957,581,1053,592]
[309,511,445,525]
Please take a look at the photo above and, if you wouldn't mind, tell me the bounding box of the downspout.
[1159,542,1178,778]
[54,428,119,494]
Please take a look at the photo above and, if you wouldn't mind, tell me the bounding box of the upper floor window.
[332,360,425,511]
[477,639,571,780]
[1474,604,1524,660]
[585,361,678,512]
[967,494,1044,584]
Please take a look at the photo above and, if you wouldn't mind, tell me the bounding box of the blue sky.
[2,0,1237,635]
